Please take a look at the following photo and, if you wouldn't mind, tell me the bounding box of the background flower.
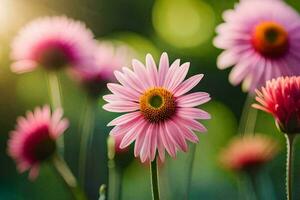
[253,76,300,134]
[220,135,278,171]
[7,106,69,180]
[214,0,300,92]
[70,41,134,97]
[11,16,96,73]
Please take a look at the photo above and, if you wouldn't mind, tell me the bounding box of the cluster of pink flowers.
[6,0,300,199]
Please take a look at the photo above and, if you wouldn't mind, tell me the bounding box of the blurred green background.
[1,0,300,199]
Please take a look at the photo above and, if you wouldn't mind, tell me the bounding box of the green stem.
[52,153,87,200]
[47,72,64,156]
[238,94,257,136]
[242,172,258,200]
[285,134,295,200]
[150,157,160,200]
[185,143,196,199]
[78,99,96,186]
[108,159,123,200]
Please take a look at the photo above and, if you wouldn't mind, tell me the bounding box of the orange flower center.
[140,87,176,123]
[252,22,289,58]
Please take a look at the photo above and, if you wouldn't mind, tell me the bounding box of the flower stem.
[185,143,196,199]
[108,159,123,200]
[78,98,96,186]
[285,134,295,200]
[238,94,257,136]
[150,157,160,200]
[52,153,87,200]
[47,72,64,156]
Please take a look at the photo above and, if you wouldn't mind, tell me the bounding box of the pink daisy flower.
[71,41,133,97]
[214,0,300,92]
[220,135,278,171]
[11,16,96,73]
[253,76,300,134]
[7,105,69,180]
[103,52,211,163]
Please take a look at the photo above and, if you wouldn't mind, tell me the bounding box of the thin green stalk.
[150,157,160,200]
[258,168,276,200]
[52,153,87,200]
[238,94,257,136]
[242,172,258,200]
[47,72,64,156]
[285,134,295,200]
[108,159,123,200]
[185,143,196,199]
[78,99,96,186]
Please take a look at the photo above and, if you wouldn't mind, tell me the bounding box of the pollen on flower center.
[140,87,176,123]
[252,21,289,58]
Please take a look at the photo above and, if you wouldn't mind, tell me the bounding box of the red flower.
[253,76,300,134]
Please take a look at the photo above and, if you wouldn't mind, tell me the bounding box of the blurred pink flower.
[214,0,300,92]
[11,16,96,73]
[7,106,69,180]
[71,42,133,97]
[253,76,300,134]
[220,135,278,171]
[103,52,211,163]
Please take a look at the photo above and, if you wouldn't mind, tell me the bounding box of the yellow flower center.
[252,22,289,58]
[140,87,176,123]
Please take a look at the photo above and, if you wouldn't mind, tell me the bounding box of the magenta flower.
[253,76,300,134]
[103,53,211,162]
[71,42,133,97]
[214,0,300,92]
[11,16,96,73]
[7,106,69,180]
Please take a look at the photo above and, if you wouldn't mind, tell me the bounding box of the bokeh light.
[152,0,215,49]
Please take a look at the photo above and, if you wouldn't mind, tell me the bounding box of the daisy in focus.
[214,0,300,92]
[71,41,133,97]
[103,52,211,163]
[253,76,300,134]
[7,106,69,180]
[11,16,96,73]
[220,135,278,171]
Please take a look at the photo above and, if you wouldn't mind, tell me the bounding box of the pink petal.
[168,62,190,91]
[158,52,169,86]
[159,123,176,158]
[177,107,211,119]
[146,54,159,86]
[173,74,204,97]
[217,50,238,69]
[149,125,158,161]
[175,116,207,133]
[134,123,149,157]
[28,164,40,181]
[132,59,152,88]
[163,59,180,89]
[107,83,139,101]
[176,92,211,107]
[122,68,146,92]
[107,111,141,126]
[165,120,188,152]
[140,124,153,162]
[120,119,146,148]
[157,128,166,162]
[103,101,139,112]
[114,70,143,94]
[11,60,37,74]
